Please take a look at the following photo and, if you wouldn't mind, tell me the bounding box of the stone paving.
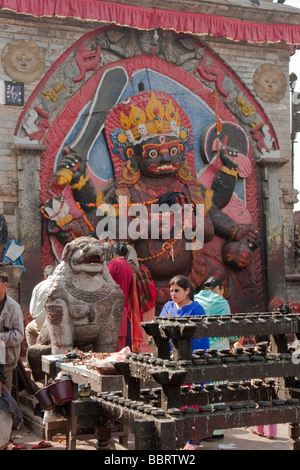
[8,422,290,451]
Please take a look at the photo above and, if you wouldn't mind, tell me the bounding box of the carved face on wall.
[1,39,44,83]
[261,72,280,94]
[253,64,287,103]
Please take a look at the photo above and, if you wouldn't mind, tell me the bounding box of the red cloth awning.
[1,0,300,45]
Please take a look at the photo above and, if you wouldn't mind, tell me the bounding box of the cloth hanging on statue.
[0,215,7,244]
[135,264,156,319]
[3,240,26,273]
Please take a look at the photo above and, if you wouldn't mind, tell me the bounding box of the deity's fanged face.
[129,135,186,178]
[105,90,194,181]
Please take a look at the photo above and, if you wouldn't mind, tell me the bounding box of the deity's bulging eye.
[170,147,178,156]
[148,149,158,159]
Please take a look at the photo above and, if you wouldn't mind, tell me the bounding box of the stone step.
[18,390,40,413]
[19,403,45,439]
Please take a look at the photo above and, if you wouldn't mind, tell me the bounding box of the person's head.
[111,242,128,258]
[0,271,8,300]
[44,265,55,279]
[204,277,224,297]
[169,275,194,303]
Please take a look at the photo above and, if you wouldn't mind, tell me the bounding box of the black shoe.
[203,434,224,442]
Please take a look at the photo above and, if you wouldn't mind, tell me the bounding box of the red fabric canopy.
[1,0,300,45]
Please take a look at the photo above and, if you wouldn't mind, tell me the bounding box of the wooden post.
[134,419,156,450]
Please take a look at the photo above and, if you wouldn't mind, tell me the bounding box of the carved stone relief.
[15,26,286,313]
[253,63,287,103]
[1,39,45,83]
[282,187,299,205]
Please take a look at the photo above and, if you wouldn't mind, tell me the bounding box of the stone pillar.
[257,157,289,303]
[0,265,24,301]
[13,144,46,310]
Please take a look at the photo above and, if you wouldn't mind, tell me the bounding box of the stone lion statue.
[37,236,124,355]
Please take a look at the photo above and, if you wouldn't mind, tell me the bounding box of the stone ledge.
[12,144,47,156]
[257,157,289,168]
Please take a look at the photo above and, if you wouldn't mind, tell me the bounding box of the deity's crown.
[117,92,185,144]
[105,90,194,180]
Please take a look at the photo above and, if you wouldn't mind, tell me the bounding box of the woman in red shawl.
[107,242,143,352]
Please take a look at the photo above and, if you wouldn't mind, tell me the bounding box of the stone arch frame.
[14,25,281,312]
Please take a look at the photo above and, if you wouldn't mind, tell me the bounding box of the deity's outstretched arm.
[210,145,239,210]
[55,150,97,210]
[53,67,129,207]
